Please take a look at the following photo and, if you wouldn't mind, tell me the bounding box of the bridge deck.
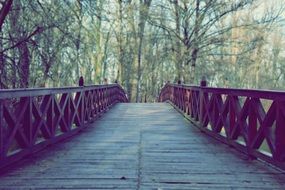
[0,103,284,189]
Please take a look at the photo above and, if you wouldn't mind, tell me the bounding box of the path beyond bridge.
[0,103,284,189]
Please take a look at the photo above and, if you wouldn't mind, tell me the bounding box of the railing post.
[0,100,3,159]
[48,95,55,138]
[78,76,85,127]
[199,76,207,125]
[79,76,84,87]
[78,76,85,125]
[200,76,207,87]
[23,97,33,147]
[275,101,285,161]
[81,90,85,125]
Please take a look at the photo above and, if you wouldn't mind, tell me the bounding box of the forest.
[0,0,284,102]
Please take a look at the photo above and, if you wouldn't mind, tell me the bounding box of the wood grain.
[0,103,284,189]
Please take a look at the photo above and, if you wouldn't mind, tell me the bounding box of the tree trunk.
[18,42,30,88]
[102,30,110,80]
[136,0,152,102]
[94,0,103,83]
[0,34,5,89]
[0,0,13,31]
[136,34,143,102]
[173,0,182,81]
[118,0,124,84]
[75,0,83,79]
[190,0,200,83]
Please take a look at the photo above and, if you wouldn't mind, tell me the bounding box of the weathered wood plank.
[0,103,284,189]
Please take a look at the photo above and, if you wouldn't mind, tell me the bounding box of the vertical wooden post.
[0,100,3,159]
[275,101,285,161]
[24,97,33,147]
[49,95,55,137]
[229,96,235,138]
[62,93,70,132]
[248,98,257,147]
[95,89,99,115]
[79,76,84,87]
[81,90,85,125]
[200,76,207,87]
[78,77,85,125]
[199,76,207,125]
[99,89,102,112]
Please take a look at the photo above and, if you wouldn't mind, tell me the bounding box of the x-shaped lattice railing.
[0,84,128,169]
[159,84,285,170]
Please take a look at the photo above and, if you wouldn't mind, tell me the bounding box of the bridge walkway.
[0,103,284,189]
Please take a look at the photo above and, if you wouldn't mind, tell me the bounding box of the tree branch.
[0,0,13,30]
[0,26,43,53]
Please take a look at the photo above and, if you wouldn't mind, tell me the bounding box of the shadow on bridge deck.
[0,103,284,189]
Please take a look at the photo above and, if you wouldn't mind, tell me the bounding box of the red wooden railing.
[159,83,285,170]
[0,84,128,169]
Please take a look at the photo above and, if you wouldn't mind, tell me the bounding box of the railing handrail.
[159,83,285,170]
[164,83,285,99]
[0,84,128,171]
[0,84,125,98]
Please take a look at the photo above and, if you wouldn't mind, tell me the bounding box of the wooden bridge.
[0,84,285,189]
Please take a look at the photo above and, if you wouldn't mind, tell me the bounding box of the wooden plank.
[0,103,284,189]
